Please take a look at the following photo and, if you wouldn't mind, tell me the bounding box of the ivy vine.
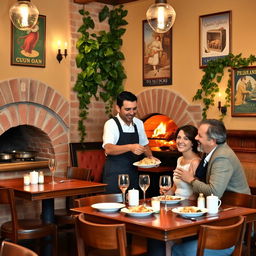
[193,53,256,119]
[74,5,128,142]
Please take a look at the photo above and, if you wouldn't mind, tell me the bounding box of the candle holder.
[218,101,227,115]
[56,48,68,63]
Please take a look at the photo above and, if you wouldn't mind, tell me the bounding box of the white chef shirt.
[102,114,149,148]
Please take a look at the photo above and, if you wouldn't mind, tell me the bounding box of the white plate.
[91,203,125,213]
[158,195,185,204]
[133,160,161,168]
[121,207,155,217]
[172,206,208,218]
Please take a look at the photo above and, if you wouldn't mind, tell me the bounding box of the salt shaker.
[197,193,205,209]
[38,171,44,184]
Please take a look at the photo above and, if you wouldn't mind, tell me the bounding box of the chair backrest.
[74,193,123,208]
[0,188,18,242]
[196,216,246,256]
[67,167,92,181]
[0,240,38,256]
[75,213,127,256]
[222,191,256,208]
[65,167,92,209]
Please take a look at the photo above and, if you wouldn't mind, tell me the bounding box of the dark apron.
[103,117,141,194]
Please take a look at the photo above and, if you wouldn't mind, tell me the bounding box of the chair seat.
[1,219,56,240]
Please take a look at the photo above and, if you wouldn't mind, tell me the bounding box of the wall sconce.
[146,0,176,33]
[56,41,68,63]
[218,92,227,114]
[9,0,39,31]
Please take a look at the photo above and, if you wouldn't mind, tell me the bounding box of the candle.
[128,189,139,206]
[23,173,30,186]
[151,197,160,212]
[38,171,44,184]
[30,171,38,185]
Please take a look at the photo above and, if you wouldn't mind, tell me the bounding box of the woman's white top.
[173,156,198,199]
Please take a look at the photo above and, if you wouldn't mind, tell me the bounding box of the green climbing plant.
[193,53,256,119]
[73,5,128,142]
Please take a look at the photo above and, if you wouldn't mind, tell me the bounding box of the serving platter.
[91,203,125,213]
[172,206,208,218]
[133,160,161,168]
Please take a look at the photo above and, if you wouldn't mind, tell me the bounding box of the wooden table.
[0,176,106,223]
[72,201,256,256]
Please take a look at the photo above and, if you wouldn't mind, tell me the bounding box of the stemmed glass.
[48,158,57,185]
[118,174,130,204]
[139,174,150,205]
[159,175,171,212]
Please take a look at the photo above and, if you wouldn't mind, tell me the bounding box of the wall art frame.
[199,10,231,68]
[231,66,256,117]
[11,15,46,68]
[142,19,172,86]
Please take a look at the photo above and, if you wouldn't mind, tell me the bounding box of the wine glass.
[139,174,150,205]
[48,158,57,185]
[118,174,130,204]
[159,175,171,212]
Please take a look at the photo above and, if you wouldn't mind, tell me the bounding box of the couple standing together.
[102,91,249,256]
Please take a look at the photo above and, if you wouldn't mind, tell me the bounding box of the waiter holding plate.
[102,91,159,193]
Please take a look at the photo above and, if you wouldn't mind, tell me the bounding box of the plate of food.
[91,203,125,213]
[121,205,155,217]
[133,157,161,168]
[172,206,208,218]
[157,195,185,204]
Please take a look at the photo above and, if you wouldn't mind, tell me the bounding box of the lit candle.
[23,173,30,186]
[30,171,38,185]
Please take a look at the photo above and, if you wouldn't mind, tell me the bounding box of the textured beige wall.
[122,0,256,130]
[0,0,70,99]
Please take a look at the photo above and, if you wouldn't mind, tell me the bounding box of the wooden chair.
[54,167,92,226]
[0,240,38,256]
[75,213,127,256]
[74,194,147,256]
[197,215,246,256]
[0,188,57,256]
[222,191,256,256]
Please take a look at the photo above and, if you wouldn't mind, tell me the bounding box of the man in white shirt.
[102,91,157,193]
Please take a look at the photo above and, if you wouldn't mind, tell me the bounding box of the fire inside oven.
[143,114,178,151]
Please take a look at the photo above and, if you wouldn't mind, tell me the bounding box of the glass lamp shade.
[9,0,39,31]
[146,1,176,33]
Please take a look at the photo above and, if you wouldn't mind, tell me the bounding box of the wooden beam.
[73,0,138,5]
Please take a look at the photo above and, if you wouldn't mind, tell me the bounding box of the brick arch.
[0,78,70,172]
[136,88,202,127]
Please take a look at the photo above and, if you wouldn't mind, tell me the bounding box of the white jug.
[127,189,139,206]
[206,194,221,214]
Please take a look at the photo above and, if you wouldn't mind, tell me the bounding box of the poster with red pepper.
[11,15,46,68]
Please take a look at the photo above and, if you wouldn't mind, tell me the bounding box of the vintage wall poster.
[11,15,46,67]
[232,66,256,117]
[199,11,231,68]
[143,20,172,86]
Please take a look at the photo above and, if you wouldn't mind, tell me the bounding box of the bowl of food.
[157,195,185,204]
[172,206,208,218]
[121,205,155,217]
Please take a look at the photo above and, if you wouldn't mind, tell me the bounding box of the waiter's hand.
[130,144,146,155]
[174,167,195,183]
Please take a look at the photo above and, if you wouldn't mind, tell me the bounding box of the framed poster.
[199,11,231,68]
[143,20,172,86]
[11,15,46,67]
[231,66,256,117]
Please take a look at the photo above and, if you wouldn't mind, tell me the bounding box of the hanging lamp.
[9,0,39,31]
[146,0,176,33]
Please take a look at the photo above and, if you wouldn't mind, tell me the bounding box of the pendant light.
[146,0,176,33]
[9,0,39,31]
